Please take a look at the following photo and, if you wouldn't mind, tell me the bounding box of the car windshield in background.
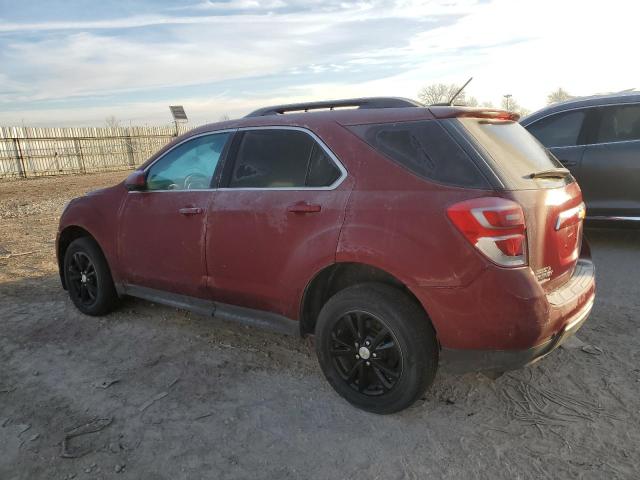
[456,118,567,189]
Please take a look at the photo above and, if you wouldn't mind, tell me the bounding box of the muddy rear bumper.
[440,294,594,373]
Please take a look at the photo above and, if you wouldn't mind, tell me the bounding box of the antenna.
[448,77,473,105]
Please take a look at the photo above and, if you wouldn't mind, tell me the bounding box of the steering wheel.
[183,173,210,190]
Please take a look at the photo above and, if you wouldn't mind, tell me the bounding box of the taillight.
[447,197,527,267]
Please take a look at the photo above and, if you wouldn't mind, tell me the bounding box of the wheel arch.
[299,262,436,339]
[57,225,98,289]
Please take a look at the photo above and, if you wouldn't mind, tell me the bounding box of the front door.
[118,132,232,297]
[207,127,351,317]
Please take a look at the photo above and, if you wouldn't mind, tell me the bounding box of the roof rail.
[245,97,422,117]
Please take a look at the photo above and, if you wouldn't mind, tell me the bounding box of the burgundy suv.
[57,98,595,413]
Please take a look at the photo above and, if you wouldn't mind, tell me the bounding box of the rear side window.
[228,129,341,188]
[595,104,640,143]
[526,110,586,147]
[458,118,565,189]
[348,120,488,188]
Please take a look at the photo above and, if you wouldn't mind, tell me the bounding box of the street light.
[503,94,512,111]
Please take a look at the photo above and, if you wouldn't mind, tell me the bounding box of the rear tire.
[315,283,438,414]
[64,237,119,316]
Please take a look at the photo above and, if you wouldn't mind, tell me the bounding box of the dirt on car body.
[1,172,639,479]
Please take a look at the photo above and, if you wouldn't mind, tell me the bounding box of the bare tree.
[219,113,231,121]
[418,83,468,105]
[105,115,120,129]
[547,87,573,105]
[481,101,494,108]
[417,83,488,107]
[465,96,479,107]
[500,96,530,116]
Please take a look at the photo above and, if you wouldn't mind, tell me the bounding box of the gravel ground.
[1,172,639,479]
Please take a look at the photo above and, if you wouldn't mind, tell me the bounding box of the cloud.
[0,3,457,106]
[1,0,638,126]
[0,0,472,32]
[179,0,289,11]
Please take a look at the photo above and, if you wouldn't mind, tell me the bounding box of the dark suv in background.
[57,98,595,413]
[521,93,640,221]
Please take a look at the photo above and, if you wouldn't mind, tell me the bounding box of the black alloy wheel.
[315,283,438,414]
[329,311,403,396]
[63,237,119,316]
[67,251,98,307]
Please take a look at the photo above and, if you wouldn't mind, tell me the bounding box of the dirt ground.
[1,172,639,479]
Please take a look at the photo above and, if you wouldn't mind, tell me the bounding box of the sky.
[0,0,638,126]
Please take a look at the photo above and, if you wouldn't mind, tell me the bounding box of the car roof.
[188,103,436,136]
[187,97,517,136]
[520,91,640,126]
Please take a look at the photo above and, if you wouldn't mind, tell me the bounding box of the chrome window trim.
[130,126,348,193]
[555,202,586,231]
[524,101,640,148]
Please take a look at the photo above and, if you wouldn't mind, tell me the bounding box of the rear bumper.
[411,240,596,371]
[440,294,594,372]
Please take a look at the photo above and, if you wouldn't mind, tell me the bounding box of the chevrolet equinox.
[57,97,596,413]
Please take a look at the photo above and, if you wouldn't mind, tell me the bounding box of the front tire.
[64,237,119,316]
[315,283,438,414]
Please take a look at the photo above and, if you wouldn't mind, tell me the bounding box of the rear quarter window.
[348,120,489,188]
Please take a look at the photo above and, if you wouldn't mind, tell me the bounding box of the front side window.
[595,104,640,143]
[146,133,230,191]
[228,129,341,188]
[526,110,585,148]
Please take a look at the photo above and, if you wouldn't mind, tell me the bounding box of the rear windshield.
[456,118,569,189]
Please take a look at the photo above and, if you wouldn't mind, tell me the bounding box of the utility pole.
[503,94,512,111]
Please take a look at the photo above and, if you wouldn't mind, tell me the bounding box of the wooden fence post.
[125,136,135,167]
[73,138,86,174]
[13,138,27,178]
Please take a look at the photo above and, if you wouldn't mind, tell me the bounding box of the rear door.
[206,127,351,317]
[579,104,640,217]
[118,132,231,297]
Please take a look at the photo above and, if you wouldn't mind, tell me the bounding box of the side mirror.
[124,170,147,191]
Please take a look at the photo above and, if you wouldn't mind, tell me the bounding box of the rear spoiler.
[429,106,520,121]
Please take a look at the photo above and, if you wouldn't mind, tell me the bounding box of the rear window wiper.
[529,168,571,179]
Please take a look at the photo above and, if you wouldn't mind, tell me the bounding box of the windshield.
[456,118,569,189]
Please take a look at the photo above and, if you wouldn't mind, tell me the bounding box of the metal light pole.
[503,94,512,111]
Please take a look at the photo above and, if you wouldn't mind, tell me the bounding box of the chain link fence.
[0,124,195,180]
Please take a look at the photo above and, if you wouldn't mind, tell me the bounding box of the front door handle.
[287,202,322,214]
[559,159,577,167]
[178,207,203,216]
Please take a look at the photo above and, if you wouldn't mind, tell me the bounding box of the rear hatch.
[445,114,585,291]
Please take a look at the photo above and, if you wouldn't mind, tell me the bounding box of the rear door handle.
[558,159,577,167]
[178,207,203,215]
[287,202,322,214]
